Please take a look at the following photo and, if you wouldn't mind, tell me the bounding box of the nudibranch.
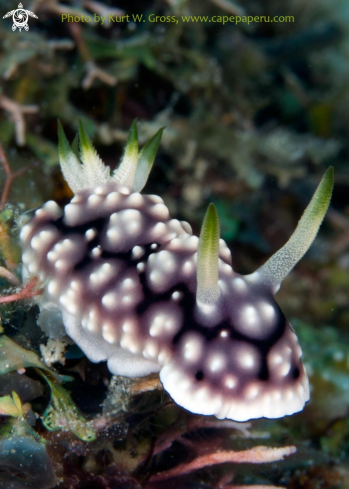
[20,120,334,422]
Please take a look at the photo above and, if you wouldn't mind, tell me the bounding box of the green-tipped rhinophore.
[58,120,84,193]
[256,167,334,287]
[133,127,165,192]
[57,119,164,194]
[78,119,110,187]
[196,203,221,304]
[71,133,80,160]
[112,119,139,187]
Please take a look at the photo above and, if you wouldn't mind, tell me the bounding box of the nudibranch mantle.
[20,120,334,422]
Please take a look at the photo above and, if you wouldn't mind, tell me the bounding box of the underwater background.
[0,0,349,487]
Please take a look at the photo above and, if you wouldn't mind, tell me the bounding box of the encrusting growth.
[20,119,334,422]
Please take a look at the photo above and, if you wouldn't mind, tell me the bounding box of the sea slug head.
[152,169,334,421]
